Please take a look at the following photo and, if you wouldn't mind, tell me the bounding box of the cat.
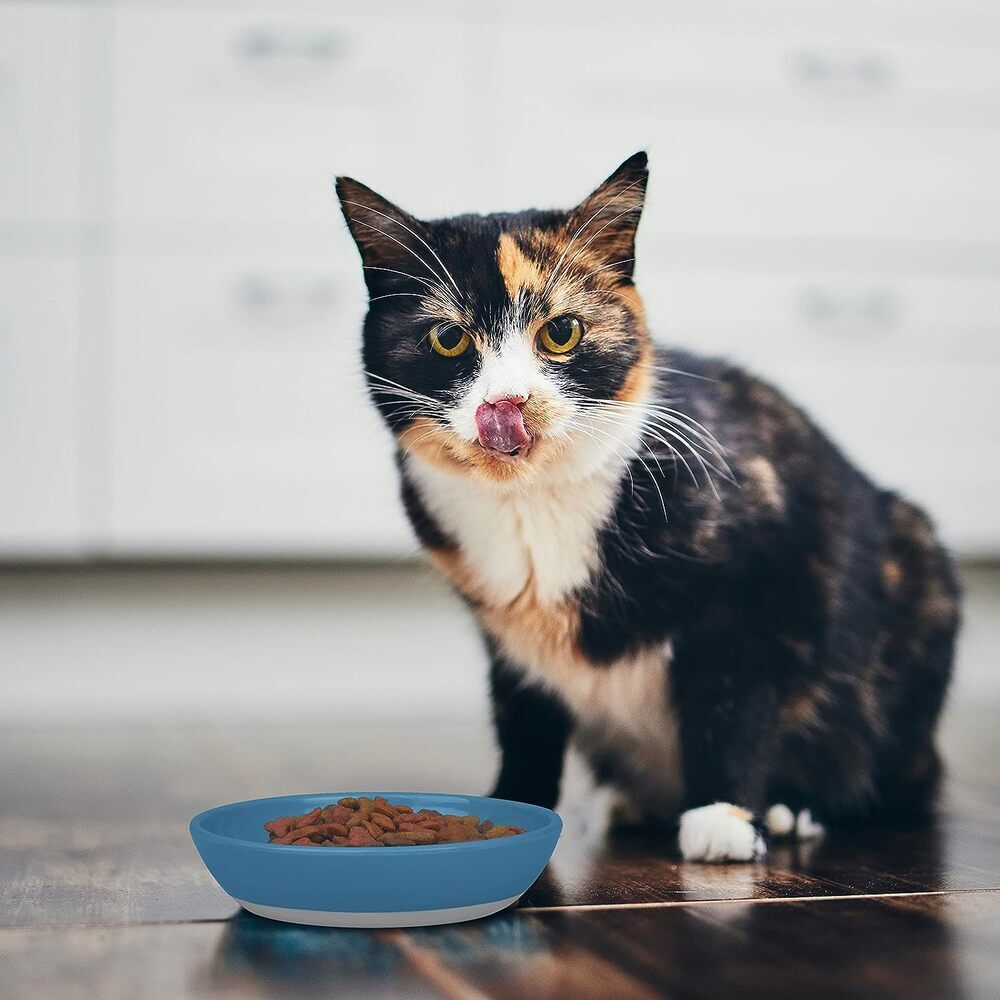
[336,152,960,862]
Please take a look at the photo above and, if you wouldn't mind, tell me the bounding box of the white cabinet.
[488,19,1000,244]
[2,1,998,559]
[641,259,1000,550]
[0,3,88,228]
[0,257,86,556]
[108,242,411,555]
[111,7,481,228]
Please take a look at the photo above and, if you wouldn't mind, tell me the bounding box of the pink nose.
[475,397,531,453]
[483,392,528,406]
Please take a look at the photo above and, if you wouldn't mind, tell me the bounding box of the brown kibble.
[484,825,519,838]
[294,808,322,829]
[401,829,437,843]
[371,813,396,832]
[380,833,416,846]
[267,818,296,839]
[330,805,354,824]
[347,825,377,847]
[265,798,528,847]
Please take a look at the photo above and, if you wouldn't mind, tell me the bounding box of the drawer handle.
[797,288,898,329]
[234,28,345,64]
[788,49,892,91]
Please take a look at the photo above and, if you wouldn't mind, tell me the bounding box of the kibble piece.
[381,833,416,846]
[347,825,378,847]
[371,812,396,832]
[265,798,527,847]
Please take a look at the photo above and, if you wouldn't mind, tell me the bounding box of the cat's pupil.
[548,317,574,345]
[437,327,463,351]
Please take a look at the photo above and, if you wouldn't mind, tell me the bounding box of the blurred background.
[1,0,998,731]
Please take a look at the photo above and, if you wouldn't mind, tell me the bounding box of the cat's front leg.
[673,646,785,863]
[487,646,571,810]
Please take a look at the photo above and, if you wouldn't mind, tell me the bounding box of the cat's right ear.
[335,177,427,291]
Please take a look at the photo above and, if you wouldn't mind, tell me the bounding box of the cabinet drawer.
[0,256,86,556]
[0,3,88,227]
[498,20,1000,113]
[637,263,1000,551]
[641,262,1000,366]
[489,23,1000,244]
[112,8,482,227]
[109,250,411,555]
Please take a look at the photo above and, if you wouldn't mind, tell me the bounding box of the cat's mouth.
[475,400,532,458]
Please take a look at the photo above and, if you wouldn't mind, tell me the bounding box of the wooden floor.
[2,696,1000,1000]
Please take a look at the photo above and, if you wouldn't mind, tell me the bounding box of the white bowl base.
[237,895,521,928]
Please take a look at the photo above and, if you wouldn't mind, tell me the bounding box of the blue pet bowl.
[190,792,562,928]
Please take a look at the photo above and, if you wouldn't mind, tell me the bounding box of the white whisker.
[544,175,647,294]
[342,199,462,295]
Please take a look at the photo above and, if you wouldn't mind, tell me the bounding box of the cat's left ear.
[567,152,648,278]
[335,176,429,292]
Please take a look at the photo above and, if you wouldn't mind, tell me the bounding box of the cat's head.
[336,152,653,487]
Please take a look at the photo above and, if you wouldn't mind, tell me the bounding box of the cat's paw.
[678,803,766,862]
[765,803,825,841]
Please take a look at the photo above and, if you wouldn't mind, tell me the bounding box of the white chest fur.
[405,450,623,607]
[405,449,680,802]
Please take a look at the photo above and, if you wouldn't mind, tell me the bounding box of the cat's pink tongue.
[475,400,531,453]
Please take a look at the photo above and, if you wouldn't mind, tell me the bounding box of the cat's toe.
[765,803,796,838]
[765,803,825,841]
[795,808,825,840]
[678,803,766,862]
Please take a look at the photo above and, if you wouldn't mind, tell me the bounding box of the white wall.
[2,0,999,559]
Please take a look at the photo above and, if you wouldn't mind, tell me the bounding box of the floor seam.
[519,886,1000,914]
[2,887,999,931]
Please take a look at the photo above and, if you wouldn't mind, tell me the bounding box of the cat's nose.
[483,392,529,407]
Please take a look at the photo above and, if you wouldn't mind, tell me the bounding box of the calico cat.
[336,153,960,862]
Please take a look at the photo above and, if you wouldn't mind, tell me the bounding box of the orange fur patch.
[497,233,546,298]
[615,341,654,403]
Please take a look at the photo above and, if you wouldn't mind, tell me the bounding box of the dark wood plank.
[4,892,999,1000]
[0,918,447,1000]
[4,704,1000,927]
[508,891,1000,1000]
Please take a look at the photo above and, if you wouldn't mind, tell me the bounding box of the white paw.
[795,808,824,840]
[765,803,796,838]
[678,803,766,863]
[765,803,825,841]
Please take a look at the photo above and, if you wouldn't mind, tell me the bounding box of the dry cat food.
[264,796,527,847]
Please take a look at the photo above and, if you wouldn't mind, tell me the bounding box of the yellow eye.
[429,324,471,358]
[538,315,584,354]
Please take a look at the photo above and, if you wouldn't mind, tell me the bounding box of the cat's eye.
[538,316,584,355]
[429,323,471,358]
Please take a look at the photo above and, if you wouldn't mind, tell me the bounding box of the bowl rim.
[190,790,563,855]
